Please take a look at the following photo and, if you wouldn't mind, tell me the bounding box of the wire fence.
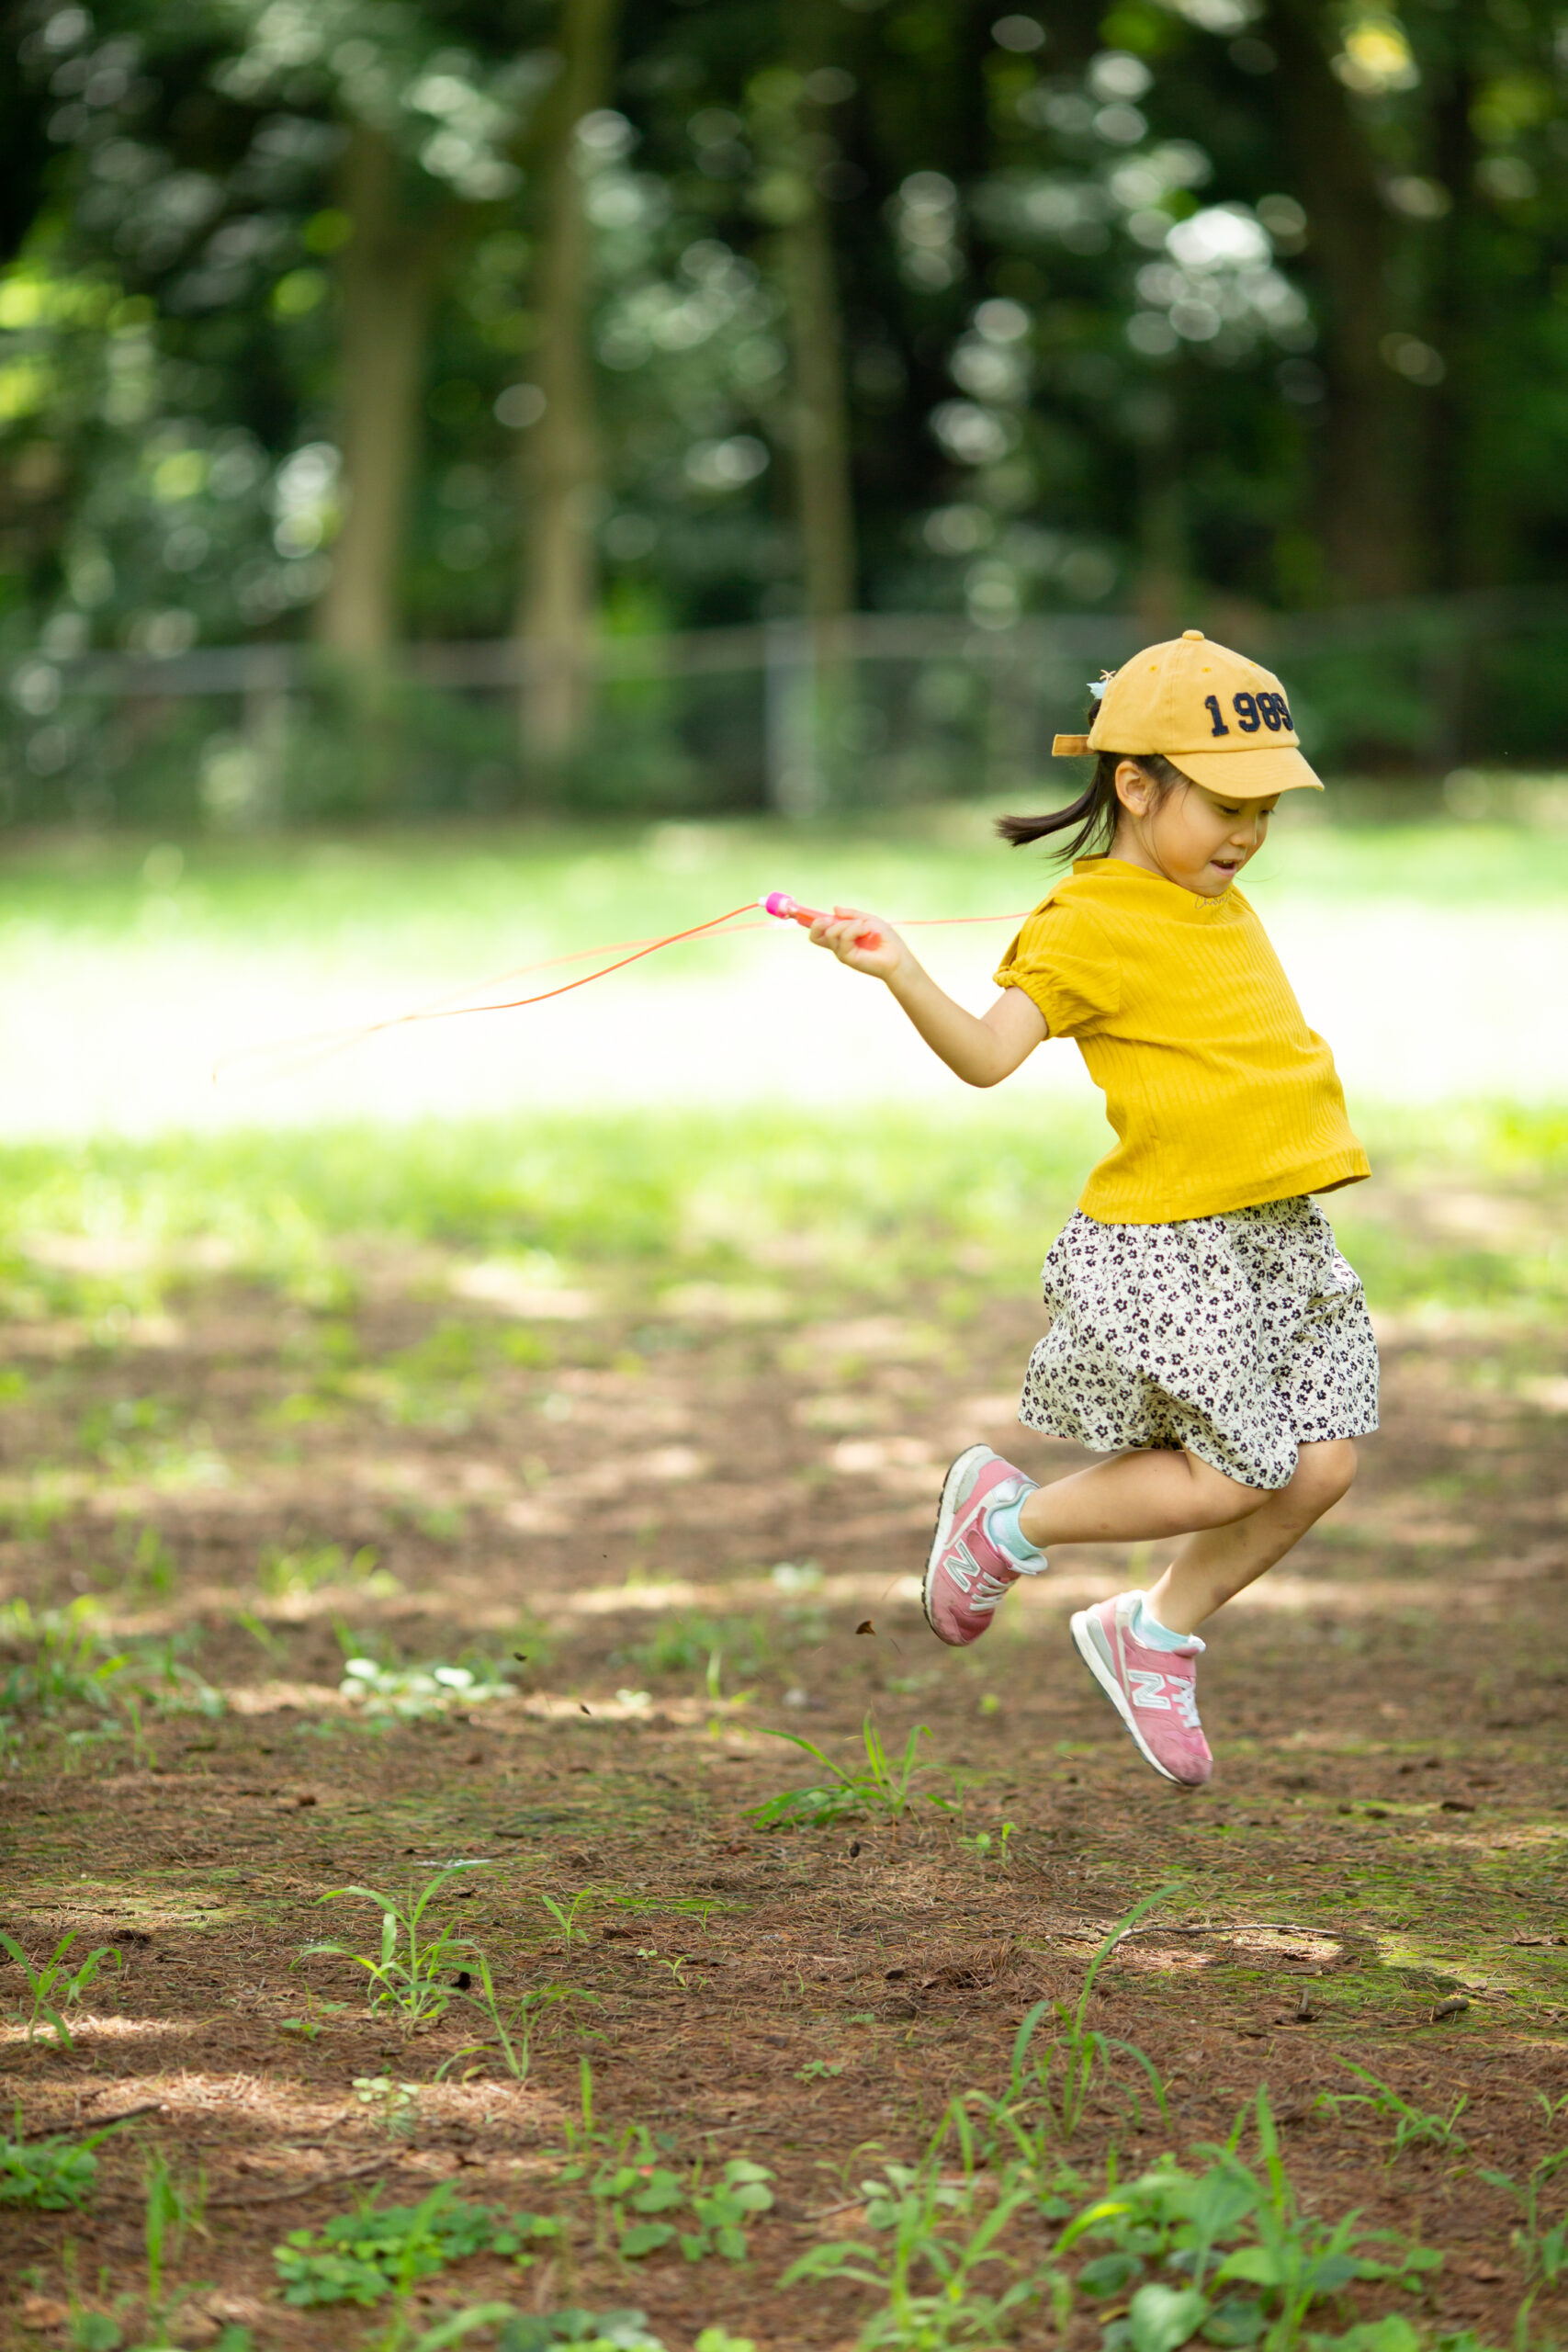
[5,587,1566,829]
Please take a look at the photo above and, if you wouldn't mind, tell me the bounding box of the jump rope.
[212,890,1031,1087]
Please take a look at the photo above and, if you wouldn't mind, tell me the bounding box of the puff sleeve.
[993,898,1120,1037]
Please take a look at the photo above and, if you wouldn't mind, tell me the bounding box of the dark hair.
[997,746,1191,859]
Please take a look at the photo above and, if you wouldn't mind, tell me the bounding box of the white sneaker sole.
[1069,1606,1181,1785]
[921,1444,994,1643]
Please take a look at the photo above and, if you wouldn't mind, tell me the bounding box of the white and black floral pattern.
[1018,1195,1379,1491]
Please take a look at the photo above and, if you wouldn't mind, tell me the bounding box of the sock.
[1129,1592,1205,1654]
[984,1487,1048,1574]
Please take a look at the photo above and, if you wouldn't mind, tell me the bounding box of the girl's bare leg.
[1017,1446,1269,1552]
[1145,1438,1358,1634]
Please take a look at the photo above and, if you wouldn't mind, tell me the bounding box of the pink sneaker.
[1070,1593,1213,1786]
[922,1445,1040,1647]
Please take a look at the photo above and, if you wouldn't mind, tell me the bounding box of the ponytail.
[997,743,1191,860]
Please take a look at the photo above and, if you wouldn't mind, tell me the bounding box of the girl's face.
[1112,765,1280,899]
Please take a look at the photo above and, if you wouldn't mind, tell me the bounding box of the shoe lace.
[971,1569,1014,1613]
[1171,1678,1201,1730]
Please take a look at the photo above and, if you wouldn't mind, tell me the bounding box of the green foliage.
[788,2087,1443,2352]
[437,1965,586,2086]
[0,1928,122,2048]
[1478,2144,1568,2296]
[748,1713,936,1830]
[589,2154,774,2264]
[0,1598,223,1746]
[538,1890,598,1948]
[351,2077,422,2137]
[304,1864,489,2028]
[0,1599,131,1717]
[67,2324,256,2352]
[1059,2092,1442,2352]
[995,1888,1177,2143]
[0,2120,107,2211]
[781,2131,1041,2349]
[338,1654,514,1717]
[142,2143,204,2315]
[497,2315,665,2352]
[1315,2064,1469,2160]
[259,1541,386,1600]
[275,2182,559,2308]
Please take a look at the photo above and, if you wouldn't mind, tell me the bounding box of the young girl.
[808,628,1377,1788]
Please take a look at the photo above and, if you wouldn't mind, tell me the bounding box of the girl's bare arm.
[808,905,1047,1088]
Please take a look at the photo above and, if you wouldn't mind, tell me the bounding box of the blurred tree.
[2,0,1566,740]
[313,125,455,658]
[514,0,622,761]
[210,1,552,673]
[747,50,857,624]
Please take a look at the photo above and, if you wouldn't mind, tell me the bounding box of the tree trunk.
[315,123,446,662]
[1427,52,1483,587]
[514,0,622,762]
[750,35,858,814]
[780,182,857,626]
[1265,0,1423,599]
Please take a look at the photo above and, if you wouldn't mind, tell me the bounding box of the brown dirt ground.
[3,1253,1566,2351]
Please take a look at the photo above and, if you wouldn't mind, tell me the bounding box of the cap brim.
[1168,744,1323,795]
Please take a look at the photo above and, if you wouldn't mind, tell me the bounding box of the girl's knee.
[1289,1439,1358,1513]
[1182,1453,1272,1525]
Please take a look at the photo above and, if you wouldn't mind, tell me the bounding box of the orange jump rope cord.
[213,902,1032,1087]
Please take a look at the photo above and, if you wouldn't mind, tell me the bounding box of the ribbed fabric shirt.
[994,858,1370,1224]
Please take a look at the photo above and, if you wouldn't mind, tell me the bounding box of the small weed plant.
[791,2086,1442,2352]
[352,2076,422,2135]
[783,2111,1040,2350]
[539,1890,597,1946]
[275,2181,559,2307]
[1317,2063,1470,2160]
[0,2114,124,2210]
[141,2143,209,2338]
[588,2147,774,2262]
[1478,2141,1567,2327]
[0,1598,130,1716]
[497,2314,667,2351]
[1,1928,122,2047]
[749,1713,935,1831]
[260,1541,389,1601]
[339,1656,513,1717]
[995,1889,1177,2144]
[438,1967,585,2084]
[1066,2089,1441,2352]
[305,1863,489,2027]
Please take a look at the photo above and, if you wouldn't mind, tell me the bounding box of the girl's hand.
[807,905,907,980]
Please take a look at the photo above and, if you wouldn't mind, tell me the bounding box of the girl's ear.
[1112,758,1152,818]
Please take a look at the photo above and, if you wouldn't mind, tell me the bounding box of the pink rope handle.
[214,896,1031,1086]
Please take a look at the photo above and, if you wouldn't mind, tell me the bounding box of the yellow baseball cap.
[1052,628,1323,794]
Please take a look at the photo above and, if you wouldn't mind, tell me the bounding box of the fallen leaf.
[855,1620,875,1635]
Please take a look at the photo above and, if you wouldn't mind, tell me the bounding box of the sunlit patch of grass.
[0,1102,1562,1341]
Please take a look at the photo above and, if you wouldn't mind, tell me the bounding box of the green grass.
[5,807,1568,965]
[0,1101,1564,1335]
[0,810,1563,1330]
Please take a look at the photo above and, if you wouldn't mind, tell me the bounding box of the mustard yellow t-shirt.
[994,858,1370,1224]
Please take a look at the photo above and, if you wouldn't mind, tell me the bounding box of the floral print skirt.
[1018,1195,1380,1491]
